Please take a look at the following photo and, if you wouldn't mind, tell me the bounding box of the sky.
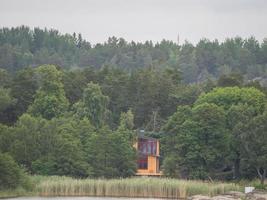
[0,0,267,44]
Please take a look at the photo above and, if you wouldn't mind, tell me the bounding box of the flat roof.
[137,136,158,141]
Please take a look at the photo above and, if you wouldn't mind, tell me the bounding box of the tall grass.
[238,179,267,190]
[0,187,35,198]
[35,176,241,198]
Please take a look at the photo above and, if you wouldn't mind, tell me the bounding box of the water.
[2,197,162,200]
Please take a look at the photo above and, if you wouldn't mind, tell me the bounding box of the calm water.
[2,197,163,200]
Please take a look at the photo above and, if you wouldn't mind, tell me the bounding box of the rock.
[211,195,241,200]
[245,191,267,200]
[188,191,267,200]
[225,191,246,199]
[188,195,212,200]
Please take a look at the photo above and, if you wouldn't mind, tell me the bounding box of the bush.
[162,155,180,178]
[254,183,267,190]
[0,153,31,190]
[32,157,57,176]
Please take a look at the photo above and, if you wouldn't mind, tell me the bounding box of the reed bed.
[35,176,241,198]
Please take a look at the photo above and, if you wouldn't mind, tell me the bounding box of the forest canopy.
[0,26,267,188]
[0,26,267,85]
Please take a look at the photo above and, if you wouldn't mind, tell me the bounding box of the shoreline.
[1,176,241,199]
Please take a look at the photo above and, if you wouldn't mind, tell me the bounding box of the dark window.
[138,155,148,169]
[138,138,157,155]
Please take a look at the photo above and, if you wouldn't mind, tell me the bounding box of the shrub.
[0,153,31,190]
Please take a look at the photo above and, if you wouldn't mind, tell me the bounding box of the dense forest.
[1,26,267,85]
[1,26,267,190]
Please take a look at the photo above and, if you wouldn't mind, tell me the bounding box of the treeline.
[1,64,267,185]
[1,26,267,190]
[1,26,267,84]
[0,65,137,187]
[162,87,267,184]
[0,65,182,128]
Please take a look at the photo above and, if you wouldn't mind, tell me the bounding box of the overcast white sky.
[0,0,267,44]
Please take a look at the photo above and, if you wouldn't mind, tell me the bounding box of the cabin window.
[138,138,157,155]
[138,155,148,169]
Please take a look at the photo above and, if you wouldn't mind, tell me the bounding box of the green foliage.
[172,84,203,106]
[0,124,13,153]
[10,67,38,121]
[74,82,109,128]
[194,87,266,179]
[8,114,92,177]
[85,126,136,178]
[117,109,136,142]
[0,69,11,87]
[217,73,244,87]
[162,103,229,179]
[162,155,180,178]
[32,117,92,177]
[162,86,267,180]
[0,26,267,182]
[28,65,69,119]
[127,67,178,129]
[239,112,267,184]
[29,94,68,119]
[161,105,192,156]
[62,69,87,104]
[118,109,134,131]
[99,67,130,127]
[0,87,17,125]
[196,87,266,112]
[1,27,267,87]
[0,87,16,112]
[49,117,92,177]
[32,157,57,176]
[10,114,43,169]
[189,103,229,177]
[0,153,31,190]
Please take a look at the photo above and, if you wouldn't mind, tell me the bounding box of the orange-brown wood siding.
[135,138,161,176]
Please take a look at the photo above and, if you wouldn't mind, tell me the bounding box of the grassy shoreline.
[0,176,241,199]
[0,188,35,199]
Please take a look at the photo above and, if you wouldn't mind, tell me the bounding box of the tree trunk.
[233,157,240,179]
[261,176,265,185]
[152,109,158,132]
[257,168,266,185]
[261,169,266,185]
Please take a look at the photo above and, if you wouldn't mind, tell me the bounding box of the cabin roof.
[136,129,159,141]
[137,135,158,141]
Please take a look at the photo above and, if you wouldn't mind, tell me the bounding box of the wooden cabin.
[134,136,162,176]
